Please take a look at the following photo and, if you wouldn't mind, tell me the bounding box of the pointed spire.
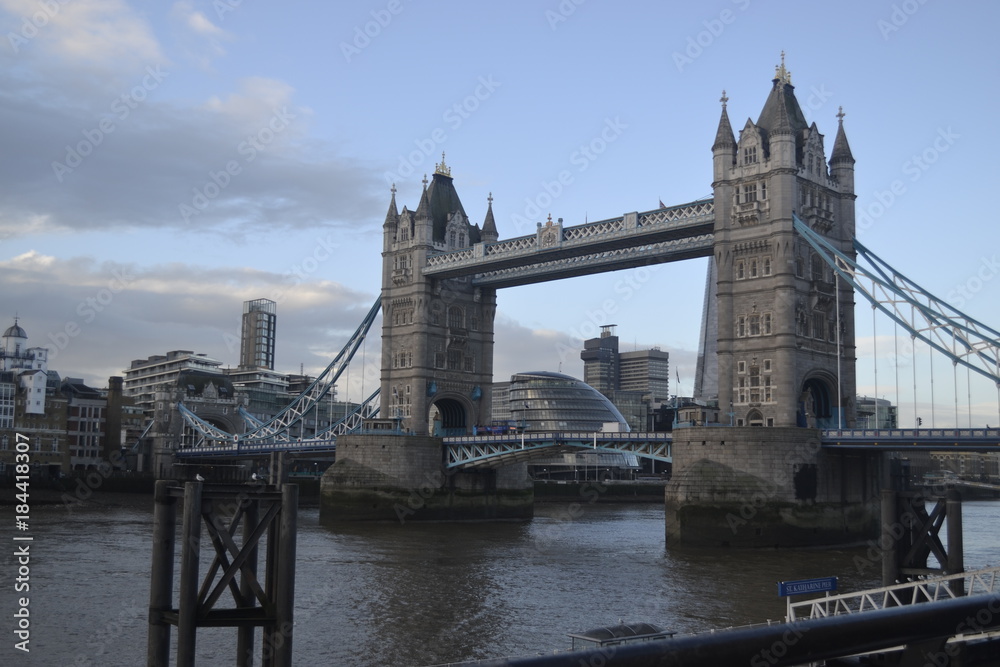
[383,183,399,228]
[434,152,451,178]
[830,106,855,165]
[481,192,498,242]
[774,50,792,85]
[713,89,736,151]
[415,178,431,221]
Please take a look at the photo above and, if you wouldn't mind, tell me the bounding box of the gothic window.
[749,314,761,336]
[737,316,746,337]
[470,314,479,331]
[736,261,745,280]
[812,312,825,339]
[811,253,824,281]
[749,259,758,278]
[795,255,805,278]
[763,313,772,335]
[449,230,456,246]
[434,352,445,369]
[760,182,767,200]
[737,361,746,374]
[464,355,474,372]
[447,350,462,370]
[447,306,463,329]
[763,358,772,372]
[743,146,757,164]
[764,376,772,402]
[744,183,757,203]
[763,257,771,276]
[459,232,465,247]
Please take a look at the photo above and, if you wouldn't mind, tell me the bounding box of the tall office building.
[580,325,620,394]
[581,326,669,401]
[240,298,277,370]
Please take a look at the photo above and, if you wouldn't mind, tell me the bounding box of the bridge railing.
[788,566,1000,621]
[424,200,714,272]
[822,428,1000,440]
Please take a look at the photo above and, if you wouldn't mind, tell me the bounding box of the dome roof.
[3,321,26,339]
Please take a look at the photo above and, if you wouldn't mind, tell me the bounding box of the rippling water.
[7,497,999,666]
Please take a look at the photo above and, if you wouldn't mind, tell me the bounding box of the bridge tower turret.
[379,155,497,436]
[711,58,857,429]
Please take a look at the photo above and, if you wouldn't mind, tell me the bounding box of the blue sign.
[778,576,838,597]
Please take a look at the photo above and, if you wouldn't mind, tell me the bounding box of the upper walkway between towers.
[421,199,715,287]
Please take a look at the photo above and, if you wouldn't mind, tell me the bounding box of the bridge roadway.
[422,199,714,288]
[173,427,1000,466]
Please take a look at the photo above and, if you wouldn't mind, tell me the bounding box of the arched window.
[447,306,463,329]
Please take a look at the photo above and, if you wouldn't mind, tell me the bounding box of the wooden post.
[272,484,298,667]
[946,488,964,595]
[147,481,177,667]
[881,488,898,587]
[176,481,203,666]
[237,496,259,667]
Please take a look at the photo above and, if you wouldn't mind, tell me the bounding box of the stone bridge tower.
[666,61,876,548]
[380,156,498,436]
[711,58,857,429]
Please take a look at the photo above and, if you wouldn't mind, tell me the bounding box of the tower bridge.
[171,60,1000,547]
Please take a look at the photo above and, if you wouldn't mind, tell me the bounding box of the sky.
[1,0,998,426]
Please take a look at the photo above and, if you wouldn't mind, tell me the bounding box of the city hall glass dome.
[508,371,629,432]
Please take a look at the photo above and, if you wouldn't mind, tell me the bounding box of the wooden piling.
[273,484,298,667]
[946,488,964,595]
[176,481,203,666]
[147,480,177,667]
[881,488,898,586]
[237,496,259,667]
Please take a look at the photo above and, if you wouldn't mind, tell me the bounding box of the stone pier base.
[320,434,533,523]
[665,426,879,547]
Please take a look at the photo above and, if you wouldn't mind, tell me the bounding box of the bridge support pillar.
[664,426,879,547]
[880,487,965,590]
[320,433,533,522]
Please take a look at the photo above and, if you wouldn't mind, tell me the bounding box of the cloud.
[0,253,377,388]
[0,68,382,240]
[170,0,233,69]
[1,0,164,68]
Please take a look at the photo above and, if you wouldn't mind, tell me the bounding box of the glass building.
[507,371,629,432]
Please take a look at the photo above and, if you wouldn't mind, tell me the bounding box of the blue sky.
[1,0,998,425]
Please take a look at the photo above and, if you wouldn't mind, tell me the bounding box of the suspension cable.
[894,319,900,428]
[872,303,879,428]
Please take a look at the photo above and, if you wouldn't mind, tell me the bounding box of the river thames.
[7,495,999,666]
